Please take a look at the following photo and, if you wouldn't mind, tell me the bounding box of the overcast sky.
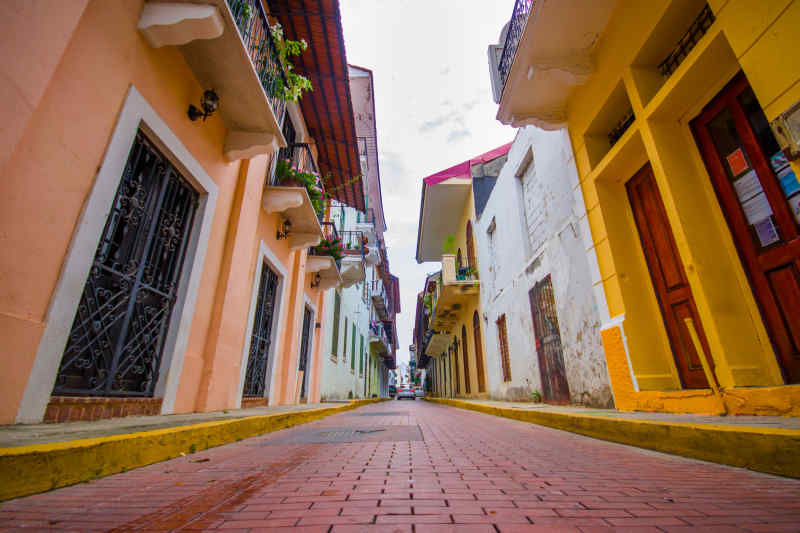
[340,0,516,367]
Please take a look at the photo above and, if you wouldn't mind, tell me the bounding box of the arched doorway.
[461,325,471,394]
[473,311,486,393]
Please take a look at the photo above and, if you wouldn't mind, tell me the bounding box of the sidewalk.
[427,397,800,478]
[0,399,382,501]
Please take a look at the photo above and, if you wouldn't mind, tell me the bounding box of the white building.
[473,127,614,407]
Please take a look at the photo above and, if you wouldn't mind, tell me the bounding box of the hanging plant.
[275,158,325,217]
[269,23,313,102]
[312,237,344,261]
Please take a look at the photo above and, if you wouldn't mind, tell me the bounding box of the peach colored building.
[0,0,366,424]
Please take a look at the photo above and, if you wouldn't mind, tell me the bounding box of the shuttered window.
[359,334,365,375]
[343,317,348,364]
[497,314,512,382]
[350,324,356,372]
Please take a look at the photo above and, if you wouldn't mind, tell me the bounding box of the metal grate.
[608,109,636,147]
[243,263,280,397]
[529,275,570,404]
[55,131,198,397]
[657,4,715,78]
[498,0,535,95]
[298,307,313,398]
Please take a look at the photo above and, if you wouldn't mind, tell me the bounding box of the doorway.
[529,275,570,403]
[298,306,313,401]
[627,164,712,389]
[691,73,800,383]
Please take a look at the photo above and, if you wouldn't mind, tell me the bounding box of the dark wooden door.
[627,164,712,389]
[529,275,571,403]
[461,325,471,394]
[691,73,800,383]
[473,311,486,393]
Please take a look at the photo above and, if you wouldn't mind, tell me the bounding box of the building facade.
[491,0,800,415]
[318,65,399,400]
[1,0,367,424]
[473,129,614,406]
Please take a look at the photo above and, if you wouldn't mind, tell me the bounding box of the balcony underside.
[262,186,323,250]
[138,0,286,160]
[340,256,365,288]
[496,0,616,130]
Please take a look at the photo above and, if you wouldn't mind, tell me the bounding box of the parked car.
[388,384,397,397]
[396,385,416,400]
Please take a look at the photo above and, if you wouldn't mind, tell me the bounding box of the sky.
[340,0,517,367]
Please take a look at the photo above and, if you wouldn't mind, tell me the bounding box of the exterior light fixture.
[188,89,220,121]
[310,273,321,289]
[276,218,292,240]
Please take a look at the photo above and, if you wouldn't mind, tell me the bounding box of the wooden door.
[461,326,471,394]
[691,73,800,383]
[627,164,712,389]
[529,275,571,404]
[473,311,487,393]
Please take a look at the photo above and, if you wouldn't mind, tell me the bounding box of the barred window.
[331,291,341,360]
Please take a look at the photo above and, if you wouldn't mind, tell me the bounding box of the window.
[350,323,356,372]
[343,317,348,364]
[331,291,341,360]
[497,314,511,382]
[359,334,365,375]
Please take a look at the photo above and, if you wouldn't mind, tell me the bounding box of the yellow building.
[414,149,505,398]
[492,0,800,415]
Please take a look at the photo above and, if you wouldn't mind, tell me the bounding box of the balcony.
[355,208,378,248]
[370,278,390,320]
[138,0,289,160]
[422,255,480,357]
[489,0,616,129]
[368,321,391,355]
[306,222,341,290]
[262,143,324,250]
[339,230,366,288]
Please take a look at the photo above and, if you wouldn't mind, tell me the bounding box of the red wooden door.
[691,73,800,383]
[627,164,712,389]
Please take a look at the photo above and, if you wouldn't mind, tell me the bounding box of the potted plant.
[311,236,344,262]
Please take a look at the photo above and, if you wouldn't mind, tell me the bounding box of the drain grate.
[250,425,422,445]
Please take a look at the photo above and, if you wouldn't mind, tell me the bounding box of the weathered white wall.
[319,204,371,400]
[474,127,613,407]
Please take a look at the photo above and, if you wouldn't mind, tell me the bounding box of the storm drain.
[250,425,422,445]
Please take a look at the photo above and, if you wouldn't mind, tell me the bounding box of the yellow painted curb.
[0,399,385,501]
[426,398,800,478]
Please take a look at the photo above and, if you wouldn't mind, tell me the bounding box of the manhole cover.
[250,425,422,445]
[355,411,408,416]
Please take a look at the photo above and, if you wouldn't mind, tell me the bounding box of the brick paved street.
[2,400,800,532]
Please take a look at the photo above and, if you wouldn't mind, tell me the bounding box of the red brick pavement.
[1,400,799,532]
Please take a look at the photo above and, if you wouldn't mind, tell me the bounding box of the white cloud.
[341,0,516,366]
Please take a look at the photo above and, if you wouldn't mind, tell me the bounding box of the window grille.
[350,323,356,372]
[54,131,198,397]
[343,317,348,364]
[331,292,341,360]
[243,263,280,397]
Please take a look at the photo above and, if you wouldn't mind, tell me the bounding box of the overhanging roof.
[267,0,365,211]
[415,143,512,263]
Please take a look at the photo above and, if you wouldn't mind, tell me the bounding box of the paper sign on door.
[726,148,749,176]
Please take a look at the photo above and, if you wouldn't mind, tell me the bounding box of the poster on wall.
[753,217,780,247]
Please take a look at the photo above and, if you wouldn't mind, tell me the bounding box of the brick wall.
[44,397,163,423]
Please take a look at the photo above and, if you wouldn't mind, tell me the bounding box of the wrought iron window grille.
[657,4,715,78]
[243,263,280,397]
[54,131,199,397]
[608,109,636,147]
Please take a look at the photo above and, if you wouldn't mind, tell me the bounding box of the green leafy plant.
[269,23,313,102]
[442,235,456,255]
[531,390,543,403]
[275,158,326,217]
[312,236,344,261]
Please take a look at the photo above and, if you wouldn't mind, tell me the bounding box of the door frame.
[17,86,218,423]
[238,240,290,406]
[690,72,800,383]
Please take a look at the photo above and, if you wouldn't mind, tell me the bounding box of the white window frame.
[17,86,218,422]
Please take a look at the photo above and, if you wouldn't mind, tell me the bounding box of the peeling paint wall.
[474,127,613,407]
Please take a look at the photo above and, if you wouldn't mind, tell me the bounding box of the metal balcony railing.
[658,4,715,78]
[498,0,534,95]
[270,143,319,186]
[309,221,341,269]
[227,0,288,124]
[340,230,366,259]
[371,278,390,317]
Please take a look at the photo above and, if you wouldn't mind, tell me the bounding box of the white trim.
[237,241,290,406]
[297,294,317,401]
[16,86,218,422]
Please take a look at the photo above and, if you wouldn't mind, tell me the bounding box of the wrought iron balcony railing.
[658,4,715,78]
[340,230,366,259]
[270,143,319,186]
[227,0,288,123]
[309,221,341,269]
[498,0,534,96]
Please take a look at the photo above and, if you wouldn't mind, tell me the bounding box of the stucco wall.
[475,127,613,407]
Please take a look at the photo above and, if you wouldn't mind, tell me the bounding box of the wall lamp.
[188,89,220,122]
[310,273,321,289]
[276,218,292,240]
